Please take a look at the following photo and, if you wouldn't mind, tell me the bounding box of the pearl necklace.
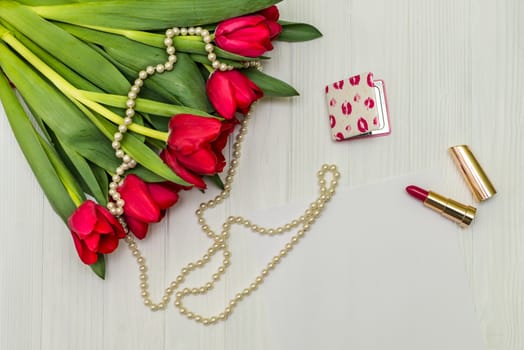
[108,26,340,325]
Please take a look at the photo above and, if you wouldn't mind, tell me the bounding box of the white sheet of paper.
[232,172,486,350]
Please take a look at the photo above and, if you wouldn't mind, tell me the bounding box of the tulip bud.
[256,6,283,39]
[206,70,263,120]
[118,174,181,239]
[68,200,126,265]
[161,115,237,189]
[215,15,273,57]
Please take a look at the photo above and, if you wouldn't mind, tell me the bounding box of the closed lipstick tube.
[406,185,476,228]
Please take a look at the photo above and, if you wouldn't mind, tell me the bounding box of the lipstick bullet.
[405,185,476,228]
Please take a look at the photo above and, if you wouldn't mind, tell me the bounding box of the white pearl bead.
[124,117,133,125]
[111,141,120,150]
[202,35,211,43]
[118,125,127,133]
[127,91,137,99]
[114,132,123,141]
[168,55,177,63]
[188,27,195,35]
[212,60,220,69]
[126,99,135,108]
[115,150,124,158]
[164,38,173,46]
[125,109,135,118]
[165,28,174,37]
[180,28,187,35]
[138,71,147,79]
[146,66,155,75]
[172,27,180,35]
[164,62,174,71]
[205,43,214,53]
[219,63,228,71]
[156,64,165,73]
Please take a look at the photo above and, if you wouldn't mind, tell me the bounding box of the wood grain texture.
[1,0,523,349]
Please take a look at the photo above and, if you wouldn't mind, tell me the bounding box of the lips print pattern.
[325,72,380,141]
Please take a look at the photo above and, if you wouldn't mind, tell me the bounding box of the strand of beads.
[126,102,339,324]
[172,113,340,325]
[110,25,340,324]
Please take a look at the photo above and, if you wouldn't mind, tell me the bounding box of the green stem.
[78,24,212,47]
[77,90,215,118]
[39,137,85,207]
[0,25,168,141]
[80,24,164,47]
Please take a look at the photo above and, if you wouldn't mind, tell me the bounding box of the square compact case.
[325,72,390,141]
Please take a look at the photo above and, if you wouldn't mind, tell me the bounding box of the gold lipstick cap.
[449,145,496,202]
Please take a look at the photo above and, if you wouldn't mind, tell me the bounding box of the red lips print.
[353,93,361,102]
[341,101,352,115]
[357,117,369,132]
[349,75,361,86]
[333,80,344,90]
[364,97,375,109]
[336,132,344,141]
[330,115,336,128]
[330,98,337,107]
[367,73,374,87]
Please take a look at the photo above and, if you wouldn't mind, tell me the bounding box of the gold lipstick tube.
[424,191,477,228]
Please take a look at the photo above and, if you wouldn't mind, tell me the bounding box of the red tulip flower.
[118,174,181,239]
[68,200,126,265]
[215,15,273,57]
[161,114,237,189]
[256,6,283,39]
[206,70,263,120]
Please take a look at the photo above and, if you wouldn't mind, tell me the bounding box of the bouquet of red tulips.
[0,0,321,278]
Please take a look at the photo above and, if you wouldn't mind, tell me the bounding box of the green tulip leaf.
[31,0,282,30]
[206,174,225,190]
[90,254,105,279]
[277,22,323,42]
[59,140,109,206]
[60,24,211,111]
[242,68,299,97]
[0,2,129,94]
[0,59,76,223]
[91,164,109,203]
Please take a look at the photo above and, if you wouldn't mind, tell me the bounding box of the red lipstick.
[405,185,476,228]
